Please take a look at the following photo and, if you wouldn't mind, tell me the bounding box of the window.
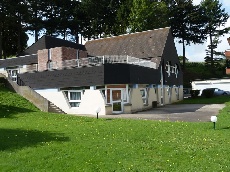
[140,88,147,104]
[165,61,171,77]
[7,69,18,82]
[174,64,179,78]
[63,91,82,107]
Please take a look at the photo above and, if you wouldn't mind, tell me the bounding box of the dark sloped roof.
[18,35,86,56]
[85,27,170,59]
[0,54,37,68]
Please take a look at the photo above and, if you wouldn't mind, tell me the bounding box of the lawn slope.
[1,86,230,171]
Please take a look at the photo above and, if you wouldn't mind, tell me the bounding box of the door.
[111,89,123,113]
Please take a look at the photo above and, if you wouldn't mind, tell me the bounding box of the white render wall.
[35,89,70,113]
[147,88,158,108]
[130,88,144,112]
[78,90,106,115]
[35,89,107,115]
[35,85,183,115]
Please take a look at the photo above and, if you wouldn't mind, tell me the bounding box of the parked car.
[202,88,230,96]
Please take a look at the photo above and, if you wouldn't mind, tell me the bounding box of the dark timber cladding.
[161,32,183,86]
[104,63,160,84]
[0,54,38,68]
[18,66,104,89]
[17,63,162,89]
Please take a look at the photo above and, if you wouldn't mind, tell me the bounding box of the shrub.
[190,90,200,98]
[202,89,214,98]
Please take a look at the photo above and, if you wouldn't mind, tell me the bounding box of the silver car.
[208,88,230,96]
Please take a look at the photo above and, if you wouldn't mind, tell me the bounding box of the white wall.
[130,88,144,112]
[35,89,70,113]
[36,89,107,115]
[147,88,158,107]
[78,90,106,115]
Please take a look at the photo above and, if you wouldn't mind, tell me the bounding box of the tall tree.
[169,0,206,69]
[113,0,132,35]
[81,0,125,39]
[200,0,229,68]
[26,0,46,42]
[128,0,168,32]
[0,0,29,58]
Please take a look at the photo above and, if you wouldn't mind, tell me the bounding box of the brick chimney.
[37,47,88,71]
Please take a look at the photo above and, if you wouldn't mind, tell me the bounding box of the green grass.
[1,86,230,171]
[177,95,230,104]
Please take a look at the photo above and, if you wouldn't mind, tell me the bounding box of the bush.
[190,90,200,98]
[202,89,214,98]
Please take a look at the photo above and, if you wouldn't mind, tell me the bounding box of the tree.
[80,0,115,39]
[128,0,168,32]
[26,0,47,42]
[0,0,29,58]
[112,0,132,35]
[169,0,207,69]
[200,0,229,68]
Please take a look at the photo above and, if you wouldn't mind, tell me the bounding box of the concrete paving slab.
[99,104,226,122]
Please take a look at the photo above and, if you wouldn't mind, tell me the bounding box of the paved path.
[99,104,226,122]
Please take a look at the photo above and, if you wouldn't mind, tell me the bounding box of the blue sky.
[27,0,230,62]
[175,0,230,62]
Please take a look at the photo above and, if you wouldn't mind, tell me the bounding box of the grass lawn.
[177,95,230,104]
[1,86,230,171]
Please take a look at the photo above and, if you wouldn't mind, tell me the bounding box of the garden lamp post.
[211,116,217,130]
[96,107,101,119]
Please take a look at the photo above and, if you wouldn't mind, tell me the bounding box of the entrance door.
[111,89,123,113]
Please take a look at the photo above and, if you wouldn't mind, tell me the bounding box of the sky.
[175,0,230,62]
[27,0,230,62]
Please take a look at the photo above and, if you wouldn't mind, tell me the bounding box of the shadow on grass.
[0,105,36,118]
[220,126,230,130]
[0,128,69,151]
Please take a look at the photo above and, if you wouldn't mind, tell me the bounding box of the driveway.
[100,104,226,122]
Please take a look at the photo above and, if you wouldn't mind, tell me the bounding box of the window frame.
[63,90,83,108]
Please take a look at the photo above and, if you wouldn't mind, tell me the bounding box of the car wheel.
[223,92,227,95]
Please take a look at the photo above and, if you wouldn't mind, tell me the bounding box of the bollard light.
[96,107,101,119]
[211,116,217,130]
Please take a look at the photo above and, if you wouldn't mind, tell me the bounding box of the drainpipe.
[77,49,79,67]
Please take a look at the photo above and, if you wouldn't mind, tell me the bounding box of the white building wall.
[164,86,170,105]
[35,89,107,115]
[147,88,158,107]
[179,86,184,100]
[35,89,70,113]
[78,90,106,115]
[130,88,144,112]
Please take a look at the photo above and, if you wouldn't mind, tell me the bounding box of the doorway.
[110,89,123,113]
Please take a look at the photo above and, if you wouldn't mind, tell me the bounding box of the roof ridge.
[86,27,171,42]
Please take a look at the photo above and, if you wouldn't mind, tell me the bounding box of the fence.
[47,55,157,70]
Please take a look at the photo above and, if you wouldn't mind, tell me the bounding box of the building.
[0,27,183,115]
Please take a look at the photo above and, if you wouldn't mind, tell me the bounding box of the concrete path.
[99,104,226,122]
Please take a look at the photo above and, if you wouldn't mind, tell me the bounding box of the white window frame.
[7,68,19,82]
[140,88,148,104]
[63,90,83,108]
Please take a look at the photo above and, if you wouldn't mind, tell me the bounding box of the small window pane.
[140,89,146,97]
[70,102,80,107]
[70,92,81,100]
